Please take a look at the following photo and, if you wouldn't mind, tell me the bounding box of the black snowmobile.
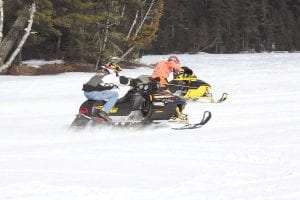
[70,75,211,130]
[168,66,228,103]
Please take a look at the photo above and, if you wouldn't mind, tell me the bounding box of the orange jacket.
[151,61,183,86]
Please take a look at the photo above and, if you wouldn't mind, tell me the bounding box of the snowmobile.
[70,75,211,130]
[168,66,228,103]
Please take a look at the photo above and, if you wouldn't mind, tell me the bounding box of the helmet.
[168,55,180,64]
[102,62,122,73]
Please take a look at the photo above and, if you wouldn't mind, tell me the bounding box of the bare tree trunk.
[0,3,36,72]
[126,10,139,41]
[101,19,110,53]
[0,15,27,66]
[121,4,125,17]
[117,0,155,62]
[116,46,135,63]
[56,36,61,59]
[133,0,155,40]
[95,18,110,69]
[17,49,22,64]
[0,0,3,43]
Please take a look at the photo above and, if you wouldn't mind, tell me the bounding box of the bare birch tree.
[126,10,139,41]
[132,0,155,40]
[0,16,27,66]
[90,0,163,65]
[0,3,36,73]
[117,0,157,62]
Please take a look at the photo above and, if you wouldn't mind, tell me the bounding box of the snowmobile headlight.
[144,84,149,91]
[138,84,144,90]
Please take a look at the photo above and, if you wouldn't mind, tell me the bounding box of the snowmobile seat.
[116,90,135,104]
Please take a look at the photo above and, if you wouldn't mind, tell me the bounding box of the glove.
[104,83,114,87]
[105,83,119,89]
[119,76,130,84]
[112,84,119,89]
[150,77,160,82]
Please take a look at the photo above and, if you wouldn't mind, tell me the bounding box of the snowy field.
[0,53,300,200]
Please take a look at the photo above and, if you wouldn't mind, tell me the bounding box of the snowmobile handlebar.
[173,66,195,78]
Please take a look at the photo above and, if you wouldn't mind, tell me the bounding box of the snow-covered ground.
[0,53,300,200]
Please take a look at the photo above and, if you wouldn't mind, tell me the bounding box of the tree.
[90,0,164,64]
[19,0,164,65]
[118,0,164,62]
[0,3,36,73]
[24,0,98,61]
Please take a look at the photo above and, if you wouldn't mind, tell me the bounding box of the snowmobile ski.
[172,111,212,130]
[193,92,228,103]
[210,92,228,103]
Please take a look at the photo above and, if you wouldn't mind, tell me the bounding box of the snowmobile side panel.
[91,91,143,116]
[183,85,211,99]
[147,103,178,120]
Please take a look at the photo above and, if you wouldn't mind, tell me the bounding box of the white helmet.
[168,55,180,64]
[102,62,122,74]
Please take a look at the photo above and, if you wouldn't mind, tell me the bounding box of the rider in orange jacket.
[151,55,184,88]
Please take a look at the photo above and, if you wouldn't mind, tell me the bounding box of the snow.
[21,59,65,68]
[1,53,300,200]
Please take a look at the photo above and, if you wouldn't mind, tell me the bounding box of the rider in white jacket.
[82,63,134,121]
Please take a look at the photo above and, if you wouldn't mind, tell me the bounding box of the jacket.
[151,60,183,86]
[82,71,113,92]
[82,71,131,98]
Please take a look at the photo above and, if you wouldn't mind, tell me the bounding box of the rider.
[151,56,187,121]
[151,55,184,90]
[82,62,132,121]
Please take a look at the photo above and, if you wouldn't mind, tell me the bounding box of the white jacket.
[102,72,131,98]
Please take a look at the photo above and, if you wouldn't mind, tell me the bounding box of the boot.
[98,110,112,121]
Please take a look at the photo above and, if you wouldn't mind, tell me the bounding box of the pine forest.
[0,0,299,66]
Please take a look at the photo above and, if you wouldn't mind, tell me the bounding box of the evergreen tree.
[3,0,299,63]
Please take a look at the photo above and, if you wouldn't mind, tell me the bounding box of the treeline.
[2,0,163,64]
[151,0,299,54]
[1,0,299,65]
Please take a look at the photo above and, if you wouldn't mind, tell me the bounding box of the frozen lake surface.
[0,53,299,200]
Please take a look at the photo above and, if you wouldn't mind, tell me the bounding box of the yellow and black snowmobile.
[168,67,228,103]
[70,75,212,130]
